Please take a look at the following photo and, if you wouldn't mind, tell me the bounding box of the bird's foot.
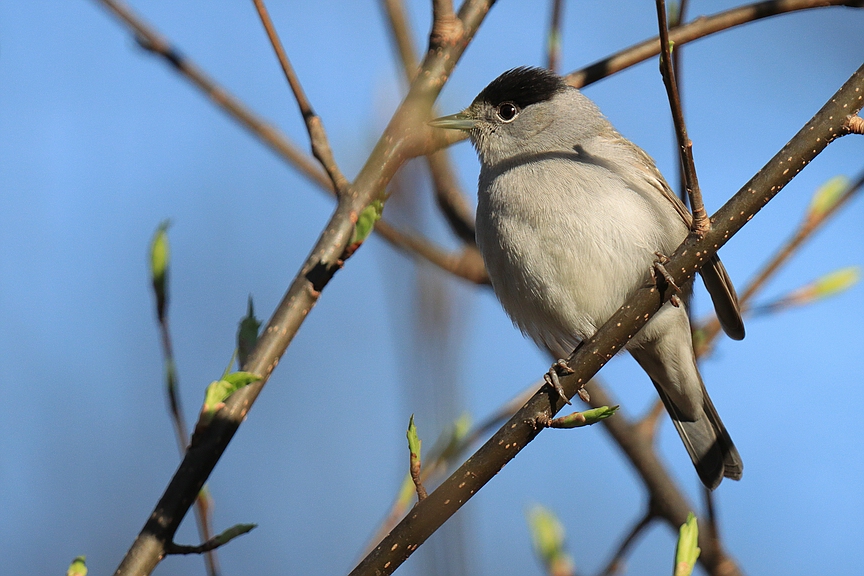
[652,252,682,307]
[544,359,574,405]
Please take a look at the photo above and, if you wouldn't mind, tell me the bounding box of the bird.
[429,66,743,489]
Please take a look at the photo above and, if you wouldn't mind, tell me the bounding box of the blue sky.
[1,1,863,575]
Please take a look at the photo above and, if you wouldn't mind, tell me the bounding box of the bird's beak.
[428,111,476,131]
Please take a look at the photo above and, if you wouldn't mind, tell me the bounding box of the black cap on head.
[475,67,567,109]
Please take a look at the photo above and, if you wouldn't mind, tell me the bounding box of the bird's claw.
[544,359,574,405]
[652,252,682,301]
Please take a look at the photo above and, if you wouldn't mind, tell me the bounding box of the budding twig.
[166,524,256,555]
[251,0,350,195]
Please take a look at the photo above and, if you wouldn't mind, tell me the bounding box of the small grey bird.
[430,67,743,489]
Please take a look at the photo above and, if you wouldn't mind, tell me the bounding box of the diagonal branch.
[566,0,864,89]
[251,0,350,194]
[347,62,864,576]
[597,506,656,576]
[112,2,496,574]
[696,166,864,356]
[94,0,482,284]
[93,0,333,192]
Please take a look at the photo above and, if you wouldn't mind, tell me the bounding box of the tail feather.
[652,379,743,490]
[701,254,746,341]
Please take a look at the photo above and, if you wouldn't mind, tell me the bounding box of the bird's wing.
[626,138,746,340]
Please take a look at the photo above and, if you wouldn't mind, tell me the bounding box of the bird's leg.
[544,359,574,405]
[652,252,682,307]
[543,340,591,404]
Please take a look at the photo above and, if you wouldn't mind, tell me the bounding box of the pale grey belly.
[476,163,684,357]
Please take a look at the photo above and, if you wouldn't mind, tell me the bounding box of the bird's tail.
[652,379,743,490]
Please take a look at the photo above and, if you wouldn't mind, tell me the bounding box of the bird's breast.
[475,158,684,355]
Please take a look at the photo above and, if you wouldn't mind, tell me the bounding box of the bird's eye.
[496,102,519,122]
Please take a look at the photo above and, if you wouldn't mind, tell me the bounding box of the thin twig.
[695,167,864,357]
[632,396,666,443]
[152,244,220,576]
[251,0,350,194]
[547,0,566,73]
[597,508,656,576]
[93,0,332,192]
[566,0,862,89]
[432,0,456,24]
[165,524,256,555]
[381,0,419,78]
[381,221,489,284]
[656,0,709,234]
[668,0,689,206]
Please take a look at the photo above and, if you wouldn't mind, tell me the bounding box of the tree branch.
[655,0,709,233]
[347,62,864,576]
[566,0,864,89]
[379,220,489,284]
[113,2,495,574]
[251,0,350,194]
[165,524,256,555]
[597,507,656,576]
[92,0,333,192]
[546,0,566,74]
[380,0,478,244]
[695,166,864,357]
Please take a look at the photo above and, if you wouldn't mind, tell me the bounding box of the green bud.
[213,523,256,545]
[66,556,87,576]
[550,405,619,428]
[674,513,700,576]
[808,175,849,221]
[407,414,422,460]
[527,505,575,576]
[812,266,860,300]
[237,295,261,368]
[200,372,261,428]
[149,220,171,320]
[351,200,383,246]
